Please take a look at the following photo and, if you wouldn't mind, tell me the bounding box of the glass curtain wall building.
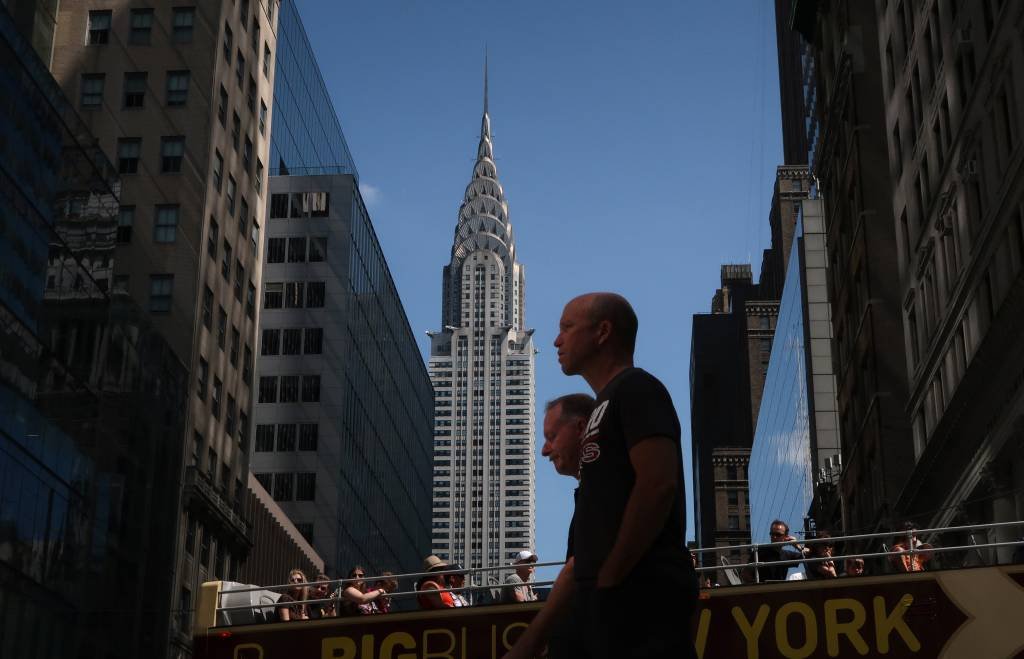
[269,0,358,178]
[253,176,433,576]
[1,7,188,658]
[258,1,433,576]
[749,198,842,542]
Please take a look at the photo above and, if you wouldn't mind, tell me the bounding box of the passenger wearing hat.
[416,555,456,610]
[501,550,539,603]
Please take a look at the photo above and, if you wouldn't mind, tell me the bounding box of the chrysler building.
[427,65,536,570]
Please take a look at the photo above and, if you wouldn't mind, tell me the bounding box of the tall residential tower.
[428,71,536,570]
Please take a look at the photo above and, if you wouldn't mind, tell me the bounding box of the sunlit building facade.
[428,76,536,570]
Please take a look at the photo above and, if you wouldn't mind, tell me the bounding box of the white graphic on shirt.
[579,400,609,465]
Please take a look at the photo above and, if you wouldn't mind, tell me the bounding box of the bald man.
[554,292,697,659]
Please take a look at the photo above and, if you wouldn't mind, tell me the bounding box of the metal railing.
[213,520,1024,620]
[691,519,1024,584]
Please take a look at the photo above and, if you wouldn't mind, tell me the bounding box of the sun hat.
[422,555,450,572]
[512,550,538,564]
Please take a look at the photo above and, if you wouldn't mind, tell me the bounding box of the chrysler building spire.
[428,66,536,570]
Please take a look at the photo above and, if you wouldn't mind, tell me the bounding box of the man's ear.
[575,416,586,436]
[595,319,613,346]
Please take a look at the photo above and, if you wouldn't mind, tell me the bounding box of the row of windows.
[115,135,185,174]
[267,236,327,263]
[269,192,330,219]
[261,327,324,355]
[254,472,316,502]
[257,375,321,404]
[87,7,195,46]
[254,423,319,452]
[115,204,180,243]
[81,71,190,109]
[263,281,326,309]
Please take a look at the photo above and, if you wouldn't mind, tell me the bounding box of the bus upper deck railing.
[205,519,1024,629]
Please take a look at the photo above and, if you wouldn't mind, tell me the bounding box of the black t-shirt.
[571,368,691,583]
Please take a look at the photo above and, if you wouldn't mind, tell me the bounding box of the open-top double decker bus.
[193,521,1024,658]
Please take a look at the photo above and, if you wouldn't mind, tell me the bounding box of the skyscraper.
[428,68,536,571]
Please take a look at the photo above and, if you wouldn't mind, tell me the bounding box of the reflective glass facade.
[0,7,188,657]
[269,0,358,179]
[748,219,813,542]
[254,176,433,577]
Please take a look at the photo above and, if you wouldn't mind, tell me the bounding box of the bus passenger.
[308,573,337,618]
[447,565,471,607]
[339,565,388,615]
[371,572,398,613]
[805,531,838,579]
[843,558,866,577]
[276,568,310,621]
[417,555,456,610]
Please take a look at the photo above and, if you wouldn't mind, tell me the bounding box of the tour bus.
[192,521,1024,659]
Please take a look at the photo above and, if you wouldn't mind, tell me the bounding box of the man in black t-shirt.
[555,292,697,659]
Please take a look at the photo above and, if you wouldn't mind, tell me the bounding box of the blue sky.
[297,0,783,578]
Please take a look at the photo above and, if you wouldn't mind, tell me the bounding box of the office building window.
[255,424,275,452]
[259,100,267,135]
[310,192,329,217]
[129,9,153,44]
[231,112,241,151]
[254,472,271,492]
[213,150,223,190]
[301,375,320,403]
[160,136,185,172]
[284,282,304,308]
[261,328,280,355]
[80,74,105,108]
[277,424,296,451]
[222,241,232,281]
[296,473,316,501]
[197,358,209,399]
[234,261,244,301]
[149,275,173,312]
[236,51,245,88]
[263,43,271,77]
[287,237,306,262]
[239,199,249,234]
[173,7,195,43]
[243,345,253,385]
[264,282,282,309]
[223,23,233,62]
[273,473,293,502]
[252,20,260,51]
[166,71,190,106]
[308,237,326,262]
[238,413,248,448]
[270,194,288,218]
[243,136,253,173]
[255,159,264,194]
[239,0,250,25]
[247,283,256,318]
[304,328,323,355]
[217,307,227,349]
[117,206,134,243]
[123,72,146,108]
[251,221,260,252]
[299,424,318,451]
[202,286,213,329]
[208,217,219,259]
[258,376,277,403]
[247,76,256,113]
[230,326,240,366]
[306,282,325,308]
[154,205,179,242]
[88,11,111,44]
[226,396,237,435]
[211,377,222,419]
[276,328,297,355]
[227,176,237,214]
[218,85,228,126]
[117,137,141,172]
[279,375,299,403]
[267,237,285,263]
